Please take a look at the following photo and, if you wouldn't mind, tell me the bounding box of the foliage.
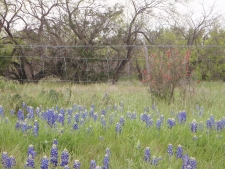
[142,49,191,102]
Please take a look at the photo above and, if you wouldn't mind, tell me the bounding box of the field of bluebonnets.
[1,80,225,169]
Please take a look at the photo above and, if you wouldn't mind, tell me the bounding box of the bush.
[142,49,192,102]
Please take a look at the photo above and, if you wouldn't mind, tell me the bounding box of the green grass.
[0,80,225,168]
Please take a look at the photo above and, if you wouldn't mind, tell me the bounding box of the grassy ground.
[0,80,225,168]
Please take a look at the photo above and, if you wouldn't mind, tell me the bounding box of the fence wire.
[0,45,224,83]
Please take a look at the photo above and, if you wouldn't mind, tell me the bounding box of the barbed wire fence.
[0,44,224,83]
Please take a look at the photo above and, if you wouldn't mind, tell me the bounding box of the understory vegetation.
[0,80,225,168]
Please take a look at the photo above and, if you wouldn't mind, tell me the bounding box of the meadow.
[0,79,225,169]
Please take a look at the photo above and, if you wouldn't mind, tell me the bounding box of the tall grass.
[0,80,225,168]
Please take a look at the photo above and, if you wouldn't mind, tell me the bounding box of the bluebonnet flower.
[60,149,69,166]
[73,123,79,130]
[103,154,110,169]
[216,120,222,132]
[144,147,151,162]
[36,107,40,116]
[50,144,58,167]
[64,165,70,169]
[89,107,94,117]
[40,155,49,169]
[1,152,8,165]
[0,105,4,117]
[191,119,197,133]
[146,115,153,128]
[74,113,79,123]
[167,118,176,129]
[167,144,173,156]
[1,152,15,168]
[101,109,106,116]
[176,145,183,158]
[101,115,106,128]
[189,157,197,169]
[21,122,27,133]
[115,122,122,134]
[131,112,137,119]
[33,120,39,136]
[140,112,148,122]
[73,160,81,169]
[58,113,64,125]
[119,116,125,126]
[210,114,215,126]
[81,109,88,120]
[27,145,36,159]
[206,118,213,130]
[25,154,35,168]
[26,106,34,119]
[221,117,225,129]
[151,155,158,166]
[126,111,132,119]
[90,160,96,169]
[156,118,162,130]
[53,139,58,145]
[15,121,20,129]
[181,154,190,169]
[177,111,186,124]
[17,109,24,121]
[93,113,98,121]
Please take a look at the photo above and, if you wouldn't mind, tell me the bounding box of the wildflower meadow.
[0,80,225,168]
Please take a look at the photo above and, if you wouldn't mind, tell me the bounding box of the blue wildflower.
[103,154,110,169]
[216,120,222,132]
[1,152,15,168]
[74,113,79,123]
[151,155,158,166]
[60,149,69,166]
[119,116,125,126]
[177,111,186,124]
[73,123,79,130]
[101,115,106,128]
[206,118,213,130]
[105,148,111,158]
[156,118,162,130]
[176,145,183,158]
[167,118,176,129]
[167,144,173,156]
[144,147,151,162]
[33,120,39,136]
[90,160,96,169]
[50,144,58,167]
[93,112,98,121]
[17,109,24,121]
[25,154,35,168]
[58,113,64,125]
[15,121,20,129]
[189,157,197,169]
[64,165,70,169]
[73,160,81,169]
[27,145,36,159]
[182,154,190,169]
[0,105,4,117]
[116,122,122,134]
[191,119,197,133]
[53,139,58,145]
[40,155,49,169]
